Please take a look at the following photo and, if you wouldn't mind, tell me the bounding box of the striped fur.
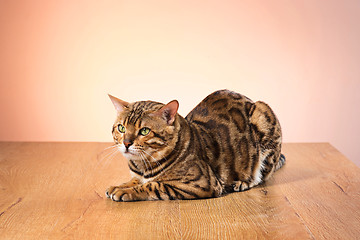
[106,90,285,201]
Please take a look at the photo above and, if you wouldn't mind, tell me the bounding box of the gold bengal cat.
[106,89,285,201]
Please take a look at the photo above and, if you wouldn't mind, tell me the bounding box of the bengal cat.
[106,89,285,201]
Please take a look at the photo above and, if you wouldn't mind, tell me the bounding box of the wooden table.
[0,142,359,239]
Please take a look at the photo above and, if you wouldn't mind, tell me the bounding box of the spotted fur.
[106,90,285,201]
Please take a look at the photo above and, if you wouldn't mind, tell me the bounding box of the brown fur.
[106,89,285,201]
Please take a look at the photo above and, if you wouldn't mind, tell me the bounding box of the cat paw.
[106,186,133,202]
[233,181,252,192]
[105,186,116,198]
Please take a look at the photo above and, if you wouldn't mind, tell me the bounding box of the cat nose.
[123,140,133,149]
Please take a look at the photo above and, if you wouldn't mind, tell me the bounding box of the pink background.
[1,1,359,166]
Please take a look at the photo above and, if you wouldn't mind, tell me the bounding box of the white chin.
[120,145,141,160]
[123,153,142,161]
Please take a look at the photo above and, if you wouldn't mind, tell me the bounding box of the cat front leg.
[107,162,223,201]
[107,180,221,202]
[107,181,171,202]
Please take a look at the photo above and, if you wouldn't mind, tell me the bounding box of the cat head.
[109,94,179,162]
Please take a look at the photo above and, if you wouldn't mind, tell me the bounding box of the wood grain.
[0,142,359,239]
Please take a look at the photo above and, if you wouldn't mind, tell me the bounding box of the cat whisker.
[98,146,118,162]
[101,150,120,168]
[141,150,162,169]
[154,151,168,169]
[97,144,125,168]
[139,151,153,173]
[97,144,120,160]
[103,144,119,151]
[131,146,154,173]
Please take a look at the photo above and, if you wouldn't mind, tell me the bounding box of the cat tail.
[275,154,286,171]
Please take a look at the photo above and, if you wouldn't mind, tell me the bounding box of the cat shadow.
[261,165,321,189]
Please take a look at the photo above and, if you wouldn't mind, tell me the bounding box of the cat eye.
[139,127,151,136]
[118,124,126,133]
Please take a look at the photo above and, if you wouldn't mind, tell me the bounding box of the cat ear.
[152,100,179,125]
[108,94,129,112]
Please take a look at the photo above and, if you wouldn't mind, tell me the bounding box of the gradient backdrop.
[1,1,359,166]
